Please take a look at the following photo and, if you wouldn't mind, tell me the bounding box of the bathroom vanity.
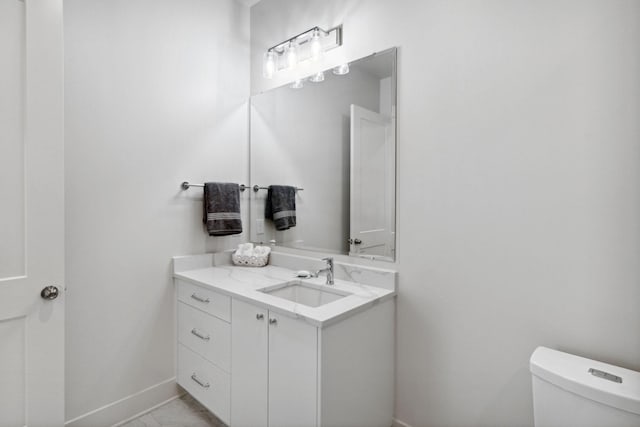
[173,252,396,427]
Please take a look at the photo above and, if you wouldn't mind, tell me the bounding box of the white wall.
[64,0,249,422]
[251,1,640,426]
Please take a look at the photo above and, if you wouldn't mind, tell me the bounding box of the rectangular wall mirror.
[250,47,397,261]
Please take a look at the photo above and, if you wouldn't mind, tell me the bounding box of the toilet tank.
[530,347,640,427]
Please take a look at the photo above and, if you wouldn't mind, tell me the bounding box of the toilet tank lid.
[530,347,640,416]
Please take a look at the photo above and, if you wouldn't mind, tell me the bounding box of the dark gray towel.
[203,182,242,236]
[265,185,296,231]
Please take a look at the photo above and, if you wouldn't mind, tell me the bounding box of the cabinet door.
[231,299,268,427]
[268,314,318,427]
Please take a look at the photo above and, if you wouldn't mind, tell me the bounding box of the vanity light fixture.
[332,63,350,75]
[262,25,343,79]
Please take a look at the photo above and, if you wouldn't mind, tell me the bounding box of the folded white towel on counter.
[236,243,254,256]
[233,243,271,258]
[232,243,271,267]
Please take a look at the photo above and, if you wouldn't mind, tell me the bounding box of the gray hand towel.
[203,182,242,236]
[265,185,296,231]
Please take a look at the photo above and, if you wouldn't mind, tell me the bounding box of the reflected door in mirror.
[350,105,396,259]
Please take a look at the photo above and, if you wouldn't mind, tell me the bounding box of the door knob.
[354,239,362,245]
[41,286,59,300]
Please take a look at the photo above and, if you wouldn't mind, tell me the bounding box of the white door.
[350,104,396,259]
[0,0,65,425]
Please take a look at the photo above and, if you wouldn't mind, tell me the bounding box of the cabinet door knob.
[269,318,277,325]
[256,313,264,320]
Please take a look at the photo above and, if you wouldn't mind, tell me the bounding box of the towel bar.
[181,182,247,191]
[253,185,304,192]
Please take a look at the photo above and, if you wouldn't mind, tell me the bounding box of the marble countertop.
[174,264,395,327]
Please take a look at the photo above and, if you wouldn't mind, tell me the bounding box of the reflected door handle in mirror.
[41,286,59,300]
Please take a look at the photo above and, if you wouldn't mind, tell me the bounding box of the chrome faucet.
[315,257,334,285]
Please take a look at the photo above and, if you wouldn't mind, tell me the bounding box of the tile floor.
[120,394,226,427]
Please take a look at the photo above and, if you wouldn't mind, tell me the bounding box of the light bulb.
[263,51,276,79]
[332,63,350,75]
[290,78,304,89]
[309,71,325,83]
[309,28,323,61]
[285,41,298,69]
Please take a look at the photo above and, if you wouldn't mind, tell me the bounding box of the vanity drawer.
[177,280,230,322]
[178,343,230,425]
[178,302,230,372]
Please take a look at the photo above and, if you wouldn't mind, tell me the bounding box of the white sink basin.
[258,280,351,308]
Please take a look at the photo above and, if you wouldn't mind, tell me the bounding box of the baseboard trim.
[111,393,184,427]
[393,418,413,427]
[65,377,180,427]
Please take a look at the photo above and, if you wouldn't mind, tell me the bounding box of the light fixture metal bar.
[267,25,342,54]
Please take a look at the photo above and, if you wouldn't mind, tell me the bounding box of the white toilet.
[530,346,640,426]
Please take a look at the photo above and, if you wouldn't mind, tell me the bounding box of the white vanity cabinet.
[175,277,394,427]
[231,299,317,427]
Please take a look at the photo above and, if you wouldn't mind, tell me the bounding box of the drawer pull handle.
[191,328,210,341]
[269,318,277,325]
[191,373,210,389]
[191,293,210,303]
[256,313,264,320]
